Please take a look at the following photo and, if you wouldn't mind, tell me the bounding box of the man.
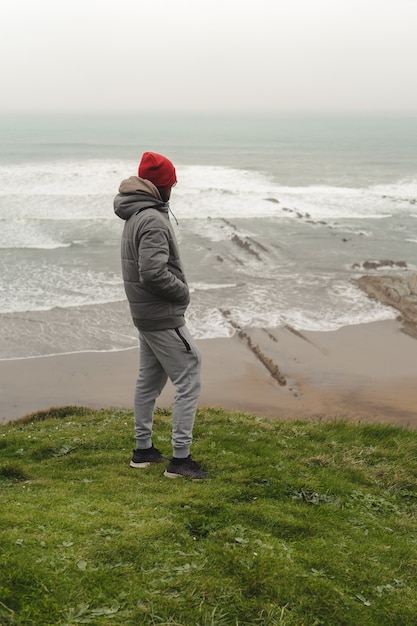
[114,151,209,479]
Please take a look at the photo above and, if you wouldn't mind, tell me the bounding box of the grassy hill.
[1,407,416,625]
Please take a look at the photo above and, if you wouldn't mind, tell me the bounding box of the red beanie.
[138,152,177,188]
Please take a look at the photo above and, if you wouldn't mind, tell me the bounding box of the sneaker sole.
[164,470,182,478]
[163,470,208,480]
[130,461,152,468]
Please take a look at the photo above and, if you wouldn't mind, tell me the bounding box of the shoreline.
[1,318,416,428]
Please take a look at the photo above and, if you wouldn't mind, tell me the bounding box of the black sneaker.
[164,455,211,480]
[130,446,167,468]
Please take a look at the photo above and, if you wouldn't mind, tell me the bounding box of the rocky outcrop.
[220,310,287,386]
[354,272,417,339]
[352,259,408,271]
[231,233,262,259]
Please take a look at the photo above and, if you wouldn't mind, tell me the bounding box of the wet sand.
[1,319,416,427]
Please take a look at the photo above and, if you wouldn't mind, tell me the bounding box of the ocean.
[1,112,417,359]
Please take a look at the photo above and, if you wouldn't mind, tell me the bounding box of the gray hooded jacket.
[114,177,189,331]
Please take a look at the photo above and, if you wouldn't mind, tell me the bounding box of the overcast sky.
[1,0,417,114]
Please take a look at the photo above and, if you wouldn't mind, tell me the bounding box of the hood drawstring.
[167,203,179,225]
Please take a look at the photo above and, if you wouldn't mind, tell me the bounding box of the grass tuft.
[1,407,416,625]
[0,462,31,482]
[14,405,94,424]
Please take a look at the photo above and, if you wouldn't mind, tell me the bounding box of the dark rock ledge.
[353,272,417,339]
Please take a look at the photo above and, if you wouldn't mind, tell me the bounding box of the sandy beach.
[1,318,416,427]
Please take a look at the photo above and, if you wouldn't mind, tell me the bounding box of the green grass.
[1,406,417,625]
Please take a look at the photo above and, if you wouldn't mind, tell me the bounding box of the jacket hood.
[119,176,161,197]
[114,176,167,221]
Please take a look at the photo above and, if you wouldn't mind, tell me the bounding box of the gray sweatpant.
[133,325,201,458]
